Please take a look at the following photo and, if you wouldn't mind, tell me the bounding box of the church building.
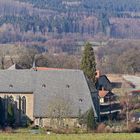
[0,67,97,128]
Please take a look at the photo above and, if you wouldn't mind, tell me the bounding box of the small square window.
[66,84,70,88]
[42,84,46,88]
[79,99,83,102]
[9,84,13,88]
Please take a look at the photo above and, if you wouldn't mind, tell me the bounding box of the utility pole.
[108,92,112,124]
[126,92,129,130]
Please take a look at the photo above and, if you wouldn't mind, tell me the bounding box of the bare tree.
[47,95,72,128]
[16,47,38,68]
[0,50,6,69]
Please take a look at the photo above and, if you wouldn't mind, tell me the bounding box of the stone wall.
[34,118,81,128]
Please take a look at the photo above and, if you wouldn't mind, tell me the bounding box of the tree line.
[97,40,140,74]
[0,0,140,40]
[17,0,140,14]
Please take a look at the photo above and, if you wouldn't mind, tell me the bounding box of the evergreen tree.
[0,98,4,126]
[7,103,15,126]
[87,108,96,130]
[81,42,96,83]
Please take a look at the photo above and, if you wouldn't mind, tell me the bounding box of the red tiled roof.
[131,90,140,93]
[99,90,109,98]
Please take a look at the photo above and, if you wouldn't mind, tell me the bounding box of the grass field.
[0,133,140,140]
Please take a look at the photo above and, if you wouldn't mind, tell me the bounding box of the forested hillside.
[0,0,140,74]
[0,0,140,39]
[17,0,140,14]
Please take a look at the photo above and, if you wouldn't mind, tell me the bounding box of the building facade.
[0,68,97,128]
[95,74,121,121]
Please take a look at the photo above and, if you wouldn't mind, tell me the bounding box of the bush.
[97,123,106,133]
[127,123,140,133]
[105,125,112,133]
[7,103,15,126]
[44,126,86,134]
[4,127,13,133]
[86,108,96,131]
[30,125,39,130]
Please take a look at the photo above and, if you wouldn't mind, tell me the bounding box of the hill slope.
[0,0,140,41]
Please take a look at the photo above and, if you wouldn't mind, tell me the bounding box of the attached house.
[0,68,97,128]
[95,74,121,121]
[123,75,140,97]
[123,75,140,123]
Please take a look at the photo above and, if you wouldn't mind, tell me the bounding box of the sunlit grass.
[0,133,140,140]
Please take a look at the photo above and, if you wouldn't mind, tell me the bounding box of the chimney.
[95,70,100,79]
[101,87,104,91]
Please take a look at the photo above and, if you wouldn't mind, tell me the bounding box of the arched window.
[4,95,7,110]
[22,96,26,114]
[19,96,21,111]
[9,96,14,104]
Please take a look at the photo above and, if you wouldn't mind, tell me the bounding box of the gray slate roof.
[0,70,34,93]
[7,64,23,70]
[0,69,97,118]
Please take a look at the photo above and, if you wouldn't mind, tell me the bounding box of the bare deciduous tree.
[47,95,72,128]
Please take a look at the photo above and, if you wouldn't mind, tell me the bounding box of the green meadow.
[0,133,140,140]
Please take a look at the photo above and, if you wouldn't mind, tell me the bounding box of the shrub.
[97,123,106,133]
[105,125,112,133]
[7,103,15,126]
[128,123,140,133]
[4,126,13,133]
[86,108,96,131]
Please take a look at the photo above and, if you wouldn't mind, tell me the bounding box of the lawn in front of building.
[0,133,140,140]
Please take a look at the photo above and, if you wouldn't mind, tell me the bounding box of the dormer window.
[42,84,46,88]
[79,98,83,102]
[9,84,13,88]
[66,84,70,88]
